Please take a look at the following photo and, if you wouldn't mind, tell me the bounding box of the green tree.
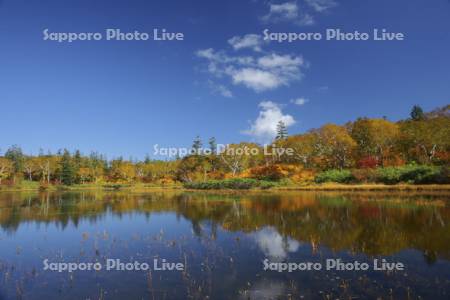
[208,137,218,172]
[411,105,425,121]
[73,149,83,183]
[60,149,75,185]
[192,136,202,154]
[275,121,288,140]
[209,137,217,154]
[5,145,24,184]
[74,150,82,167]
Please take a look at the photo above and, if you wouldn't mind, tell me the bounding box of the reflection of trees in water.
[0,191,449,259]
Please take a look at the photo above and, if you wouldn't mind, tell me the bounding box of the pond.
[0,190,449,299]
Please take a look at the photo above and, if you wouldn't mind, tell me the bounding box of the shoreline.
[1,183,450,193]
[275,184,450,192]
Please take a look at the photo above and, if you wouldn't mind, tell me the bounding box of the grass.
[0,180,44,192]
[276,183,450,191]
[0,181,182,192]
[1,180,450,193]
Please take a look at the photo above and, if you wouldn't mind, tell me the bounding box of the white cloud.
[243,101,296,142]
[261,1,315,26]
[196,49,305,93]
[291,97,309,106]
[215,85,233,98]
[196,48,254,65]
[208,80,233,98]
[305,0,338,12]
[258,53,304,70]
[196,48,217,60]
[263,2,299,21]
[297,13,315,26]
[228,34,265,52]
[254,227,300,260]
[231,68,282,92]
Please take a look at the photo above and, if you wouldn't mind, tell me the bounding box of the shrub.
[103,183,129,190]
[259,180,278,189]
[376,164,443,184]
[357,156,378,169]
[247,165,286,181]
[437,166,450,184]
[435,151,450,165]
[207,171,226,180]
[400,165,441,184]
[315,169,354,184]
[351,168,378,183]
[156,177,176,186]
[375,167,403,184]
[184,178,277,190]
[290,169,316,185]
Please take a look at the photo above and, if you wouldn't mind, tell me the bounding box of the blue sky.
[0,0,449,159]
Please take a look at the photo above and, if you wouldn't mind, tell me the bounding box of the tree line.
[0,105,449,186]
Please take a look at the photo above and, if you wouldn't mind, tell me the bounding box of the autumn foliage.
[0,105,449,187]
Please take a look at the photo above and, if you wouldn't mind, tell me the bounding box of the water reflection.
[2,191,448,258]
[0,190,449,299]
[254,227,300,260]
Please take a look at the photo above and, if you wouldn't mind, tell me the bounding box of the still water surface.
[0,191,449,299]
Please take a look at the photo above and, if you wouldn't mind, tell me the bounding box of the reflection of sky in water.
[239,279,287,300]
[254,227,299,260]
[0,191,450,299]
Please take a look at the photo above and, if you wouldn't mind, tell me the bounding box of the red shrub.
[358,156,378,169]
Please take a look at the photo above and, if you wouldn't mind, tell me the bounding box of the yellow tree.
[370,119,399,166]
[279,133,317,167]
[90,165,105,183]
[109,159,136,182]
[399,116,450,164]
[142,160,177,182]
[0,158,13,184]
[219,143,262,176]
[350,118,399,166]
[23,157,40,181]
[78,167,92,184]
[313,124,356,169]
[36,156,60,184]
